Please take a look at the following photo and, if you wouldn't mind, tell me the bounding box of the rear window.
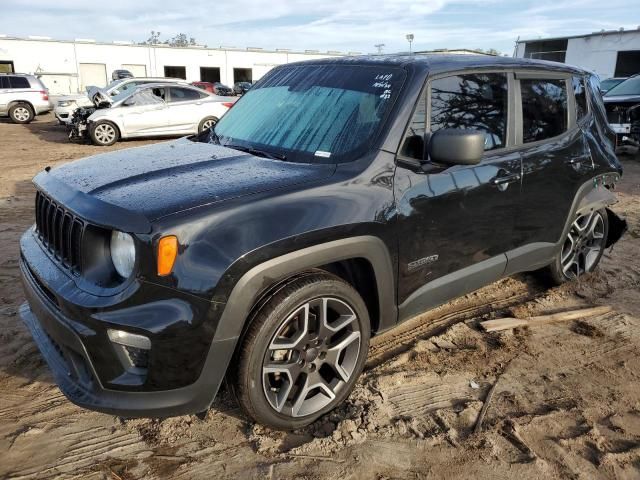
[9,76,30,88]
[520,79,568,143]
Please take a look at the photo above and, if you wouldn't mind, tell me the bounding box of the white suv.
[0,74,53,123]
[54,77,188,124]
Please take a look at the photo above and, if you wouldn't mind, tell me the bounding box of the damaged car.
[19,55,627,429]
[69,83,235,146]
[603,74,640,148]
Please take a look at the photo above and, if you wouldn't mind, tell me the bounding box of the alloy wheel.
[13,106,31,122]
[202,119,216,130]
[561,210,605,279]
[262,297,362,418]
[94,123,116,144]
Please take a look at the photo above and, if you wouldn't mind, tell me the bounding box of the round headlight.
[110,231,136,278]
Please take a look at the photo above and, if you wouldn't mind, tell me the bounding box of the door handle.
[491,172,521,186]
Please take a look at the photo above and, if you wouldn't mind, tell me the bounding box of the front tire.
[546,208,608,285]
[198,116,218,133]
[234,272,371,430]
[9,103,34,124]
[89,120,119,146]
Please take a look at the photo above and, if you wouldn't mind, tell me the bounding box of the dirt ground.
[1,114,639,480]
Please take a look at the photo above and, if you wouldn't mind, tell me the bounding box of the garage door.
[123,64,147,77]
[79,63,107,90]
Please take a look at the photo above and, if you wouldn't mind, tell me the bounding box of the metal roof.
[517,28,640,44]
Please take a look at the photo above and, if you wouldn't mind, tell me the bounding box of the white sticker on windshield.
[315,150,332,158]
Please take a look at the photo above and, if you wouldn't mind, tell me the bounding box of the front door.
[394,71,522,321]
[121,87,169,135]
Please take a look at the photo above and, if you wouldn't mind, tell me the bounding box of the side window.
[128,89,164,106]
[8,76,30,88]
[430,73,509,151]
[399,95,426,160]
[520,79,568,143]
[572,76,588,121]
[120,81,138,92]
[168,87,202,103]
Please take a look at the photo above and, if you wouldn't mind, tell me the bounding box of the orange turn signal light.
[157,236,178,276]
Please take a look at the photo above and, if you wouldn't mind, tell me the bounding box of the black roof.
[284,54,585,75]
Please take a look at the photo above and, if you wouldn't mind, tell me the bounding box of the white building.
[0,36,355,95]
[515,28,640,79]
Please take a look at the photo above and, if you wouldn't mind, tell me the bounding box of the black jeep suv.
[19,55,626,429]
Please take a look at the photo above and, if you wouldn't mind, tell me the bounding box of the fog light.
[108,329,151,349]
[108,329,150,373]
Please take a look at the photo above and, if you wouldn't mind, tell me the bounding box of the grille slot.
[35,191,84,274]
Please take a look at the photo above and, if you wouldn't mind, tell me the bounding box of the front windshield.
[605,76,640,96]
[209,64,406,162]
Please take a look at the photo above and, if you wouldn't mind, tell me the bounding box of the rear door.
[509,73,594,271]
[166,86,209,133]
[394,71,523,320]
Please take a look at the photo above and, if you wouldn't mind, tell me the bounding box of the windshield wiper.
[224,143,287,161]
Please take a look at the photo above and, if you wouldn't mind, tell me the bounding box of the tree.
[139,31,199,47]
[165,33,197,47]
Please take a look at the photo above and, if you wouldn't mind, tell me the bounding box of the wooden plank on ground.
[480,306,613,332]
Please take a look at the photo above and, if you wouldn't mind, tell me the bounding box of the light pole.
[374,43,385,55]
[406,34,414,54]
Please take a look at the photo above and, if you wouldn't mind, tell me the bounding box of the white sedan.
[70,83,235,146]
[54,77,188,124]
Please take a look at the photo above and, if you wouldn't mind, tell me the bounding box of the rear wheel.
[198,116,218,133]
[546,209,608,284]
[234,272,370,430]
[9,103,34,124]
[89,120,119,146]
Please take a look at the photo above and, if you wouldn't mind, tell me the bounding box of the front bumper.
[19,230,236,418]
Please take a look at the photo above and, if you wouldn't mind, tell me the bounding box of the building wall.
[516,30,640,79]
[0,37,344,94]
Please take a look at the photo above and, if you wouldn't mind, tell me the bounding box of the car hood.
[87,86,113,107]
[46,138,336,222]
[603,94,640,104]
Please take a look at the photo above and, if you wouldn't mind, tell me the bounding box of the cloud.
[0,0,634,54]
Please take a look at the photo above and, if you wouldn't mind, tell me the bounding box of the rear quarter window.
[9,76,30,89]
[573,76,588,121]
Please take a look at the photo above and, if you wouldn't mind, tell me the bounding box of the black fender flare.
[198,235,397,410]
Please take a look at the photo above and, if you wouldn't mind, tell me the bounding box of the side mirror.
[428,129,485,165]
[122,98,136,107]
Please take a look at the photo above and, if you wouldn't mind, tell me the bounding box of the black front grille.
[35,191,84,274]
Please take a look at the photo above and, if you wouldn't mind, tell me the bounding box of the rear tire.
[89,120,119,146]
[544,208,608,285]
[234,272,370,430]
[198,116,218,133]
[9,103,34,124]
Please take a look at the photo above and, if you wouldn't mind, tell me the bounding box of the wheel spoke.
[270,303,309,350]
[262,359,302,412]
[325,331,361,382]
[290,372,336,417]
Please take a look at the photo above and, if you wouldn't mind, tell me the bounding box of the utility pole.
[406,34,414,54]
[374,43,385,55]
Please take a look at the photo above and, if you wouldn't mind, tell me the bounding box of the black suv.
[19,55,626,429]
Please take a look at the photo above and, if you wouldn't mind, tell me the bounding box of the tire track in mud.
[366,281,537,369]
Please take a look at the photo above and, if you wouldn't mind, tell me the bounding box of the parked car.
[19,55,626,429]
[603,74,640,147]
[233,81,252,95]
[55,77,188,124]
[600,77,627,94]
[192,81,233,96]
[112,69,134,81]
[0,73,52,123]
[68,83,234,145]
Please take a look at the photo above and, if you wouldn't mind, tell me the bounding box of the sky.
[1,0,637,55]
